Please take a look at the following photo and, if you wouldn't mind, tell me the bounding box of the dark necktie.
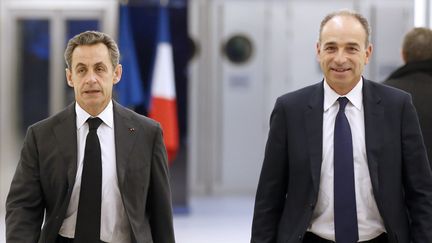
[75,117,103,242]
[334,97,358,243]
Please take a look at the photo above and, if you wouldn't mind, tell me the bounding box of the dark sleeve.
[6,127,45,243]
[401,94,432,242]
[251,98,289,243]
[148,125,176,243]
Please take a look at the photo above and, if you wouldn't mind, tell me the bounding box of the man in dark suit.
[251,10,432,243]
[384,27,432,166]
[6,31,175,243]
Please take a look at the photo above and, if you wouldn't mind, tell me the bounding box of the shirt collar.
[75,100,114,130]
[323,78,363,111]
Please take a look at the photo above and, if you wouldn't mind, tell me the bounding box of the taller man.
[251,10,432,243]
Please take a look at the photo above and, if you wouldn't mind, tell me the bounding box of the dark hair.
[319,9,371,47]
[402,27,432,63]
[64,30,120,69]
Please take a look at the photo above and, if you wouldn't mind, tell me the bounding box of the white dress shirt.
[308,79,385,241]
[59,101,131,243]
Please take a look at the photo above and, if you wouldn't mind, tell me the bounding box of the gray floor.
[174,196,254,243]
[0,196,255,243]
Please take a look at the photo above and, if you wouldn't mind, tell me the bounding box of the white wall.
[188,0,415,196]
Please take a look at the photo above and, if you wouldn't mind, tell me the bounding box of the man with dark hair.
[384,27,432,165]
[251,10,432,243]
[6,31,175,243]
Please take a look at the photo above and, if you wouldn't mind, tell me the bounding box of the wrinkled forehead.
[71,43,111,68]
[320,15,368,47]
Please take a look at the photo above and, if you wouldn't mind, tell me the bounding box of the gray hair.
[402,27,432,63]
[64,30,120,69]
[319,9,371,47]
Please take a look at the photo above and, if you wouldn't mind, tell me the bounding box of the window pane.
[17,20,50,133]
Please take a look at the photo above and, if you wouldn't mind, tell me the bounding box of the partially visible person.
[6,31,175,243]
[384,27,432,165]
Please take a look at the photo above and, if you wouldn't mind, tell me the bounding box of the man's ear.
[364,44,373,65]
[401,49,407,64]
[316,42,321,61]
[113,64,123,85]
[66,68,74,87]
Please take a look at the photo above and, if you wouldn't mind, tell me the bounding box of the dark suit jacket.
[6,101,175,243]
[251,79,432,243]
[384,59,432,166]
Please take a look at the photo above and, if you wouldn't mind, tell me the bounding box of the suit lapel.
[52,103,78,188]
[113,101,138,187]
[363,79,384,196]
[305,82,324,195]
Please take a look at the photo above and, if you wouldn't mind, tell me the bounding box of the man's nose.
[334,50,347,64]
[85,71,97,84]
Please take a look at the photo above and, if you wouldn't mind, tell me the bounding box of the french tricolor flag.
[148,4,179,165]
